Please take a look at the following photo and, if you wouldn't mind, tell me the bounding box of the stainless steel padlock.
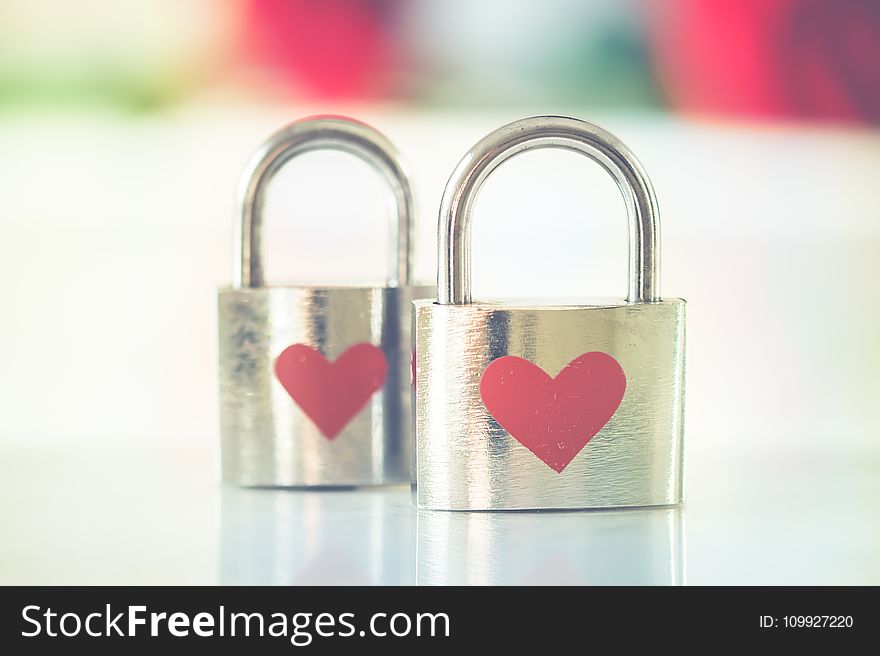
[414,115,686,510]
[219,116,433,487]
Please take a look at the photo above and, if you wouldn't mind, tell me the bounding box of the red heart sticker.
[479,352,626,473]
[275,343,388,440]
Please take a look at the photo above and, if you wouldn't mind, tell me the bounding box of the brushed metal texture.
[219,116,429,487]
[414,299,686,510]
[220,284,433,487]
[417,115,685,510]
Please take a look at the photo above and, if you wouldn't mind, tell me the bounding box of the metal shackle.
[234,116,415,289]
[437,115,660,305]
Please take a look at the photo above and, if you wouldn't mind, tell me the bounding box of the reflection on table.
[219,484,682,586]
[417,507,683,586]
[219,486,416,585]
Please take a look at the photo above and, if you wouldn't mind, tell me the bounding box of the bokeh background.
[1,0,878,584]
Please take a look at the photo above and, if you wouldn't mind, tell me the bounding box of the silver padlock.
[414,115,686,510]
[219,116,433,487]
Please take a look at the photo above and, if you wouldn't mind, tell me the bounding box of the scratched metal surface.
[218,284,433,487]
[414,299,686,510]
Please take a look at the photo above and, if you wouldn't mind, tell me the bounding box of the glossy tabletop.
[0,440,877,585]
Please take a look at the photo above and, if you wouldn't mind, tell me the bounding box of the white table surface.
[1,440,877,585]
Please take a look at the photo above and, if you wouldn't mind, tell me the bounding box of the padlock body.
[219,284,433,487]
[414,299,686,510]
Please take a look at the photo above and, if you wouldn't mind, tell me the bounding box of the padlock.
[414,115,686,510]
[219,116,433,487]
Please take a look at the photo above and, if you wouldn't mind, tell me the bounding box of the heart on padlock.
[275,343,388,439]
[479,352,626,473]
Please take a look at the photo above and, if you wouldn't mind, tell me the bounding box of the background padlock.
[219,116,433,487]
[414,115,686,510]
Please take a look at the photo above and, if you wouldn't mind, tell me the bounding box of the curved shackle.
[234,116,415,289]
[437,115,660,305]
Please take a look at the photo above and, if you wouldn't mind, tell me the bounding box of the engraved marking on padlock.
[219,116,434,487]
[414,115,686,510]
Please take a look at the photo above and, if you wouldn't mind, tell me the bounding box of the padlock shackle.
[234,116,414,289]
[437,115,660,305]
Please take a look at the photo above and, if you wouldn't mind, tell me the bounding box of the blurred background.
[1,0,878,584]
